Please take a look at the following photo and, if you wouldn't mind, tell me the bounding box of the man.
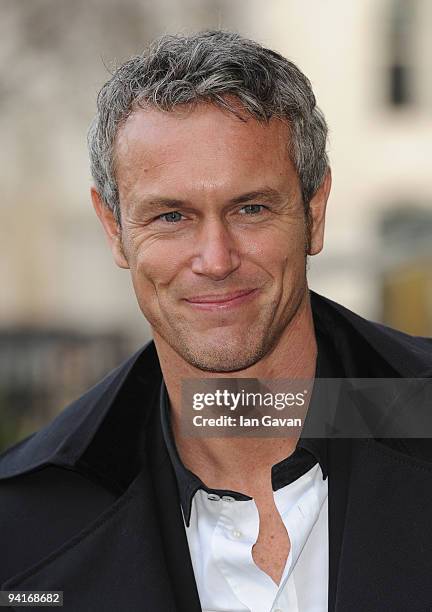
[1,31,432,612]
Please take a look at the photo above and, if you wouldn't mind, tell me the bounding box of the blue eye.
[159,211,183,223]
[240,204,264,215]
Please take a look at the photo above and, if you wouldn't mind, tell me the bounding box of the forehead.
[114,102,298,202]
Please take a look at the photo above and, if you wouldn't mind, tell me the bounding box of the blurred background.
[1,0,431,449]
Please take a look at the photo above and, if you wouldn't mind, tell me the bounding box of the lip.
[184,289,258,310]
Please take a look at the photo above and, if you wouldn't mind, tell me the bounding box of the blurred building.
[0,328,129,450]
[1,0,431,445]
[241,0,432,329]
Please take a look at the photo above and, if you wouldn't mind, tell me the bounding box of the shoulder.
[0,340,160,480]
[310,290,432,377]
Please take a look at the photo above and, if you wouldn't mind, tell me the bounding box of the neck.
[153,289,317,492]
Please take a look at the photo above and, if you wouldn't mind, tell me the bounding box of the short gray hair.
[88,30,329,226]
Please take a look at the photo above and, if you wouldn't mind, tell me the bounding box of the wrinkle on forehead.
[113,104,298,210]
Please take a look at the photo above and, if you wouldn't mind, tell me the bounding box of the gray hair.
[88,30,329,226]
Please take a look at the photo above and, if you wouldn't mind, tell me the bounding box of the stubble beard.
[172,312,277,373]
[158,285,307,373]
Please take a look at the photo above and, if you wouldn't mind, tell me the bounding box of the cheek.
[239,225,306,273]
[130,238,187,290]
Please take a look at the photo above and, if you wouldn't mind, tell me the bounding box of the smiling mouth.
[183,289,258,310]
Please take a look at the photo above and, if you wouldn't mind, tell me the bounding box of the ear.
[91,187,130,269]
[307,169,331,256]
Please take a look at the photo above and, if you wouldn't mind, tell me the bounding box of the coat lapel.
[312,293,432,611]
[146,378,203,612]
[327,438,353,612]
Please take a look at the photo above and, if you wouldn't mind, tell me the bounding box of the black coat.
[1,291,432,611]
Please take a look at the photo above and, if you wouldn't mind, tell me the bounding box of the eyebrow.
[229,188,285,205]
[135,188,285,212]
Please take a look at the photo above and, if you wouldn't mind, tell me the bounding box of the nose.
[191,218,241,280]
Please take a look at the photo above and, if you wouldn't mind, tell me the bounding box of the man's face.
[94,103,329,372]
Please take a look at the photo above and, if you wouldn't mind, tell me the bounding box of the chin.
[177,340,268,373]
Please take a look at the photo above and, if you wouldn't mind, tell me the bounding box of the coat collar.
[0,340,161,482]
[1,289,431,481]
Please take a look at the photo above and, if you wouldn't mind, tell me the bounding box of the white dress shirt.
[183,462,328,612]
